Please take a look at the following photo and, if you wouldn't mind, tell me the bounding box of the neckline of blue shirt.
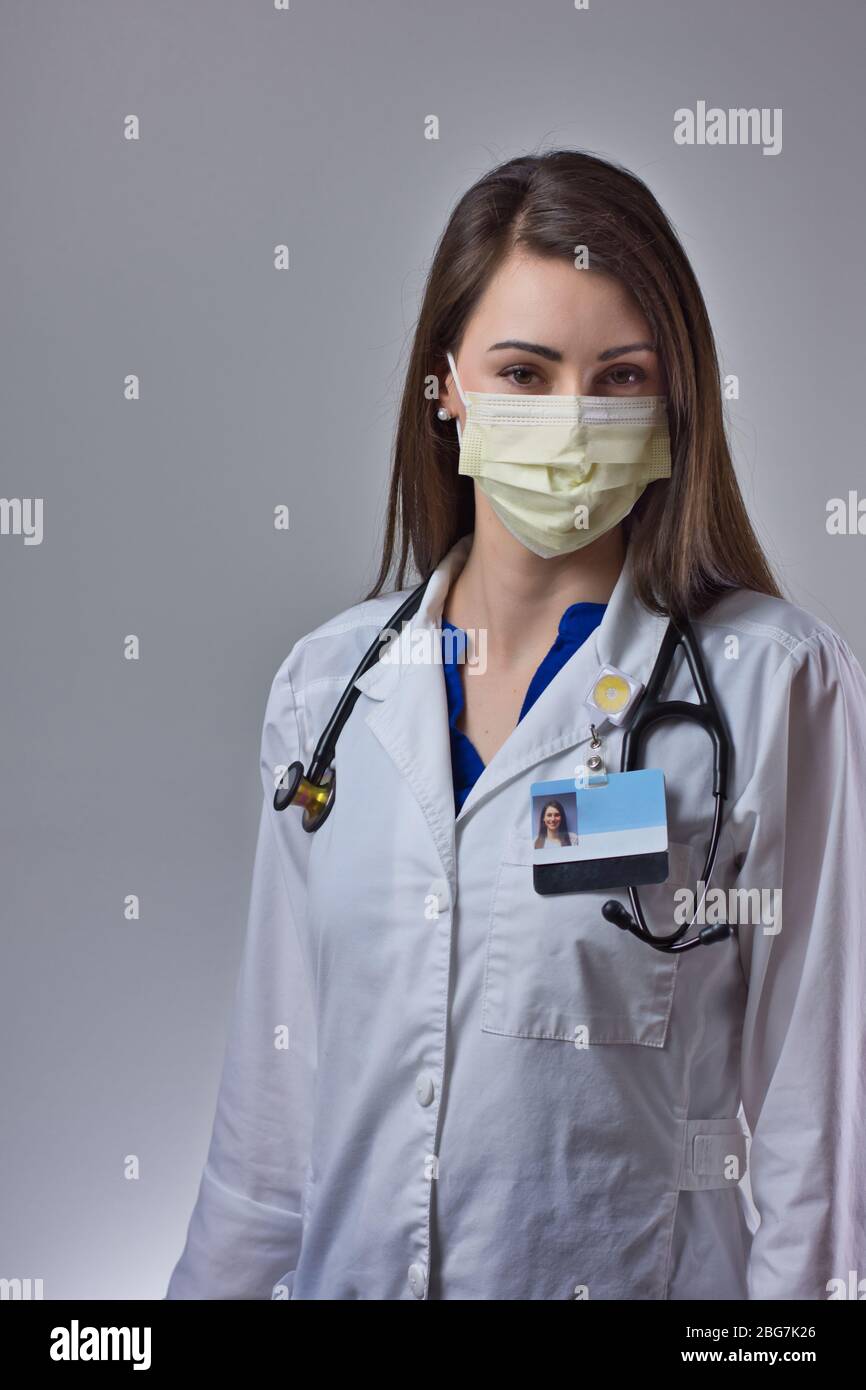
[441,600,608,810]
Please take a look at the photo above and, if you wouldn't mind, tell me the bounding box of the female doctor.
[167,150,866,1301]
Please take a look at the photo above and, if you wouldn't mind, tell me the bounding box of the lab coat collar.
[354,533,668,874]
[352,533,474,704]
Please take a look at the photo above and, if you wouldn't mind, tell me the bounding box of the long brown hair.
[365,148,781,618]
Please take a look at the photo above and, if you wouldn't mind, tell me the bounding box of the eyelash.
[500,364,648,389]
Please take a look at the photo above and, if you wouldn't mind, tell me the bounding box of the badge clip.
[575,724,608,789]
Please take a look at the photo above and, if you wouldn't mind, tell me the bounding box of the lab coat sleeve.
[166,651,316,1299]
[733,628,866,1300]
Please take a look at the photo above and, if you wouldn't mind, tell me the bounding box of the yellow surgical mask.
[446,349,671,558]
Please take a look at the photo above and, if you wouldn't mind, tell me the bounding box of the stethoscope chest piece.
[272,575,431,830]
[274,760,336,831]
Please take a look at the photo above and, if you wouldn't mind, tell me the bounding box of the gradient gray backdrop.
[2,0,864,1298]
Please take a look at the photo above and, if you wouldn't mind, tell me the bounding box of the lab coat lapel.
[352,535,474,887]
[351,534,669,855]
[454,544,668,822]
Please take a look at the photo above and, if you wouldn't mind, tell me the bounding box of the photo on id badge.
[529,769,670,891]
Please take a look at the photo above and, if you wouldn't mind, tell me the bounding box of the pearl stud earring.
[436,406,451,421]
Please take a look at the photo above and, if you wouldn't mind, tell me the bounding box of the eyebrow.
[487,339,656,362]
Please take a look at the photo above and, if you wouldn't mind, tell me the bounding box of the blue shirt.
[441,602,607,813]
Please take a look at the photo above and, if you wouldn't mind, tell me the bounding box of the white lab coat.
[166,534,866,1300]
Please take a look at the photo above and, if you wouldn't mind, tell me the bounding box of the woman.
[535,800,578,849]
[167,150,866,1301]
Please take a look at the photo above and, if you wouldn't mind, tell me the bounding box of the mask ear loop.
[446,349,467,447]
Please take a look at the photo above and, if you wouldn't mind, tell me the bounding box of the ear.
[436,360,463,423]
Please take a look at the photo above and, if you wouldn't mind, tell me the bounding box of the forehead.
[464,250,650,349]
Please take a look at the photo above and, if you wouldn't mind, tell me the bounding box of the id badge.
[530,769,669,896]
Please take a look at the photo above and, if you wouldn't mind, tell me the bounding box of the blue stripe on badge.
[532,769,666,834]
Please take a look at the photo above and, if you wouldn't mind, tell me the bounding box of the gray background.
[2,0,863,1299]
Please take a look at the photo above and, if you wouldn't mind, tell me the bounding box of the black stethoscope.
[274,575,734,954]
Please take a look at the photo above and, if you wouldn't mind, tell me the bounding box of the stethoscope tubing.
[276,576,735,952]
[306,577,429,786]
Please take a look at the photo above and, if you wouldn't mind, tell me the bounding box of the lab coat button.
[408,1262,426,1299]
[415,1072,435,1106]
[426,879,449,917]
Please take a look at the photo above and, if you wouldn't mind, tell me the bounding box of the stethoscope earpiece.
[601,900,633,932]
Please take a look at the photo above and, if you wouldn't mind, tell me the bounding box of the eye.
[598,364,648,389]
[499,365,543,388]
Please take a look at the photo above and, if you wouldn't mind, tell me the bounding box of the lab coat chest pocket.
[481,833,689,1046]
